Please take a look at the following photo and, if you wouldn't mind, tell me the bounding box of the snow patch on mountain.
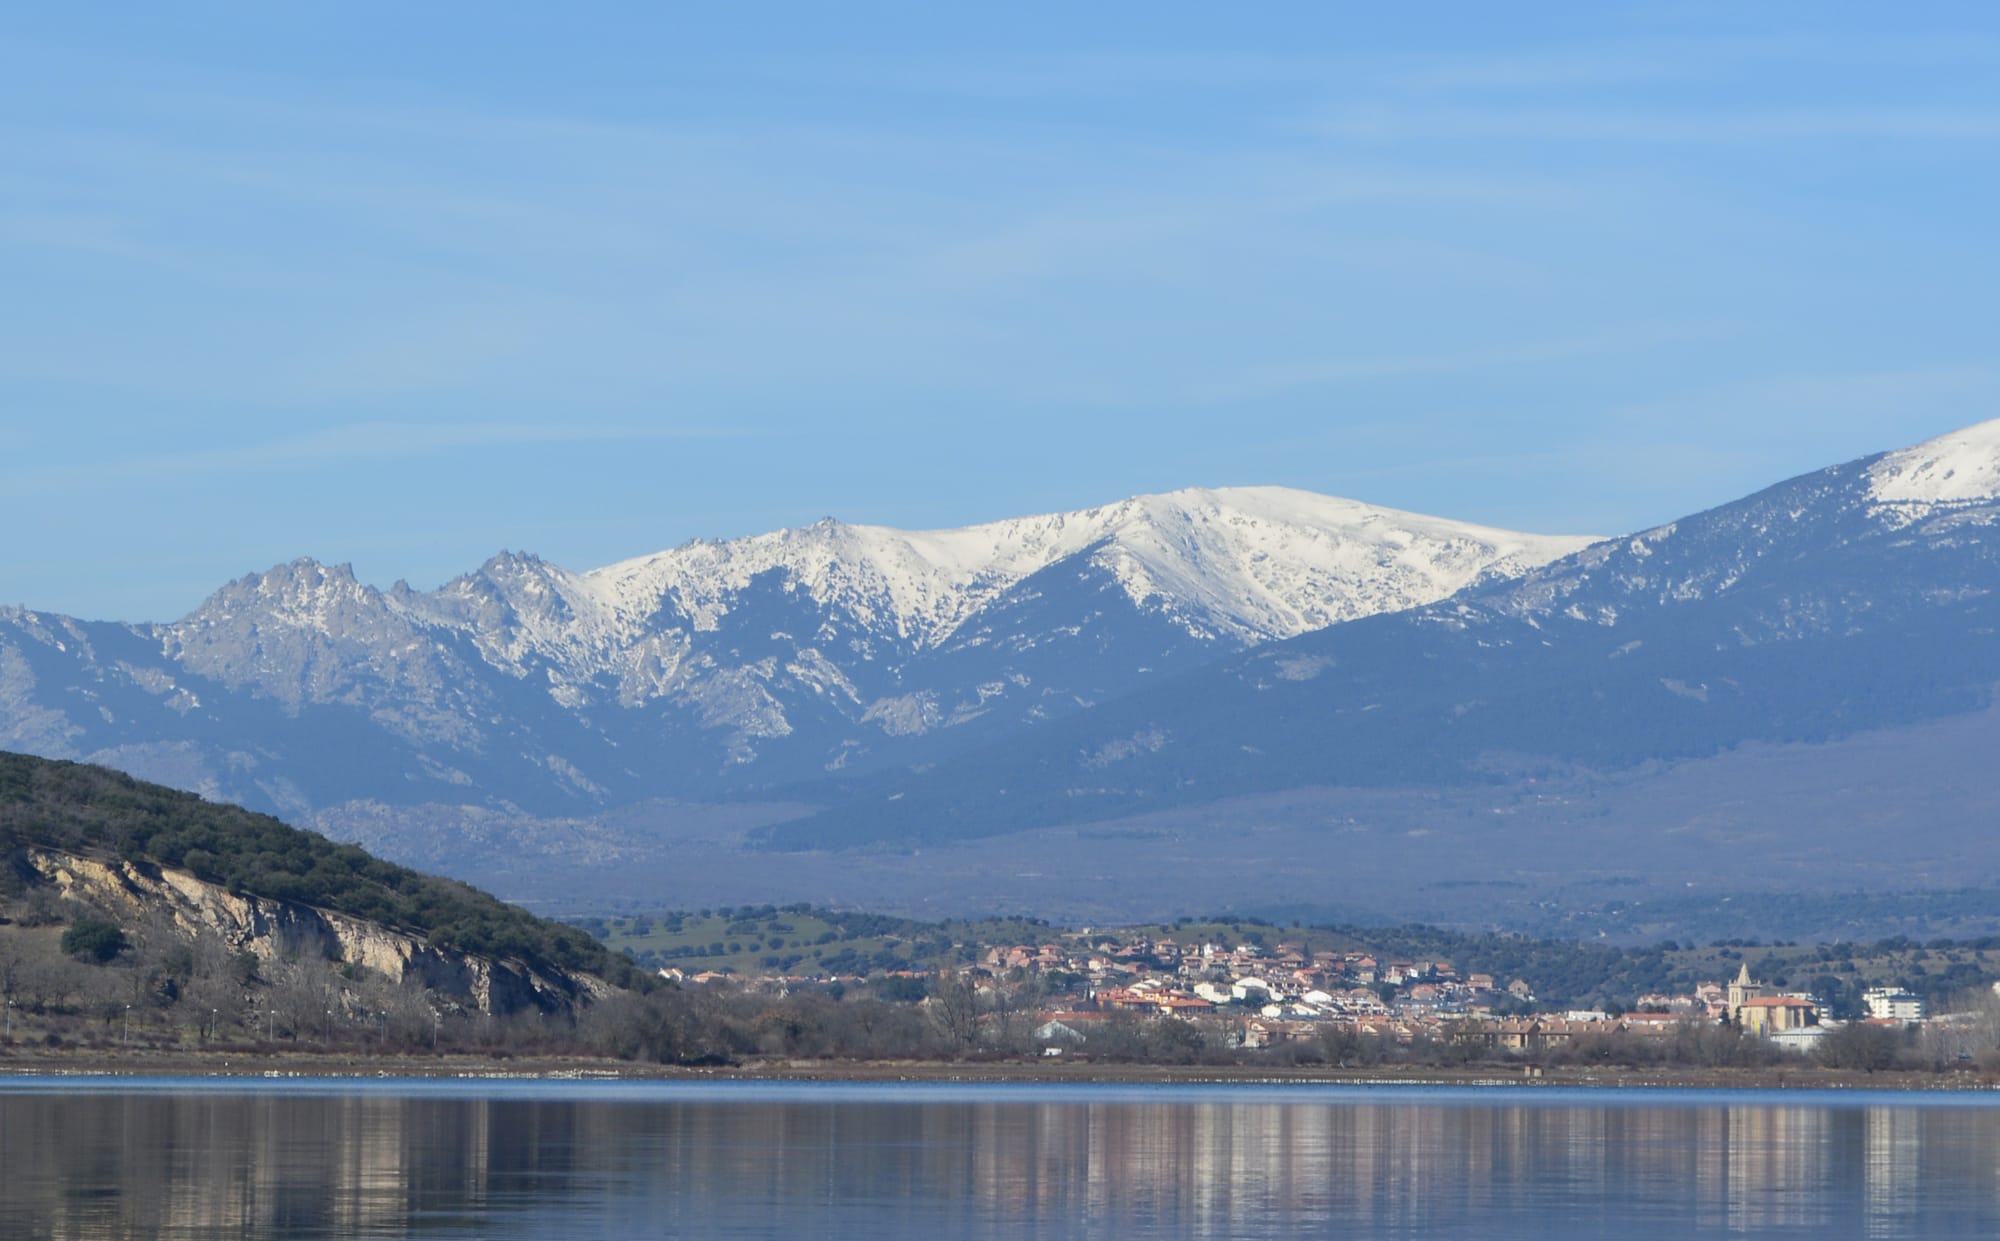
[413,551,635,676]
[1866,418,2000,520]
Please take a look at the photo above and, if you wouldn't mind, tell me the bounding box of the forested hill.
[0,751,645,990]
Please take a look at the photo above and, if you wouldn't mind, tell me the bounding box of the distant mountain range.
[778,420,2000,849]
[0,487,1587,817]
[10,421,2000,934]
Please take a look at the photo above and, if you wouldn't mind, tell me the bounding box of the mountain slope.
[769,419,2000,850]
[0,749,646,1005]
[0,488,1590,817]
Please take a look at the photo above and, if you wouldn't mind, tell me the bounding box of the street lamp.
[5,999,13,1041]
[123,1004,131,1046]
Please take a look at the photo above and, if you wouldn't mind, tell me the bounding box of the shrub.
[61,917,128,963]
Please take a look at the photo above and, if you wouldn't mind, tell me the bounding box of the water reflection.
[2,1083,1998,1239]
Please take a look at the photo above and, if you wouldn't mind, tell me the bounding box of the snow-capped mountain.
[589,488,1585,649]
[1866,418,2000,511]
[775,417,2000,851]
[0,486,1591,817]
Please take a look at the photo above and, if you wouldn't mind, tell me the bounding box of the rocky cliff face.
[21,847,610,1017]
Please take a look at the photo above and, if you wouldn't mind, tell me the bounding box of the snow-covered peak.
[416,550,632,674]
[1084,487,1597,641]
[587,486,1595,647]
[1866,418,2000,513]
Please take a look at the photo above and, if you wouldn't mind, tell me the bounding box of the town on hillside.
[654,928,1982,1063]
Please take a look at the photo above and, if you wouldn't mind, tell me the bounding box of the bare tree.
[1920,989,2000,1067]
[983,976,1040,1055]
[265,955,340,1042]
[924,971,981,1055]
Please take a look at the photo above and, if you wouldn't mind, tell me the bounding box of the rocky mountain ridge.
[0,487,1591,816]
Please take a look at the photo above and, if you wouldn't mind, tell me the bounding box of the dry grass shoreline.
[2,1047,1993,1092]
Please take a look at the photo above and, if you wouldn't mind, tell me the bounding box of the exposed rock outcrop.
[19,847,611,1017]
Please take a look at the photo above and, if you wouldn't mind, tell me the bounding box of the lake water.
[3,1078,2000,1238]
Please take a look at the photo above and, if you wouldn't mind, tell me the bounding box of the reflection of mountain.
[7,1089,2000,1237]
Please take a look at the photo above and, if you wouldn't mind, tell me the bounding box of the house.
[1634,992,1701,1015]
[1534,1019,1596,1047]
[1035,1020,1089,1047]
[1232,978,1276,1003]
[1769,1025,1829,1054]
[1620,1012,1706,1037]
[1093,988,1155,1011]
[1447,1017,1606,1052]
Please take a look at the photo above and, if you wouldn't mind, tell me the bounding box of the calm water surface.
[3,1077,1999,1239]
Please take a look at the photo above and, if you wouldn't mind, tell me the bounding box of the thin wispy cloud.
[1605,367,2000,454]
[1312,106,2000,145]
[0,422,739,499]
[729,31,2000,104]
[1190,324,1729,404]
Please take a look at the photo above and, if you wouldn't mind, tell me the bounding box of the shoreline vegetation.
[1,1045,1993,1091]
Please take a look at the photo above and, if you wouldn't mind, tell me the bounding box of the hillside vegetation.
[0,752,643,989]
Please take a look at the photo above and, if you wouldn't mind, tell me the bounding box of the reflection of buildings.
[1712,1105,1833,1234]
[1865,1106,1922,1235]
[2,1087,1996,1236]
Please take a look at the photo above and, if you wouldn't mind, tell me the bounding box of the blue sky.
[6,4,2000,620]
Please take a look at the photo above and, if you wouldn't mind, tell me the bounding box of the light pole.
[210,1008,218,1042]
[123,1004,130,1046]
[5,999,12,1041]
[266,1010,274,1043]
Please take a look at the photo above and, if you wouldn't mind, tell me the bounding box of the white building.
[1863,987,1926,1022]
